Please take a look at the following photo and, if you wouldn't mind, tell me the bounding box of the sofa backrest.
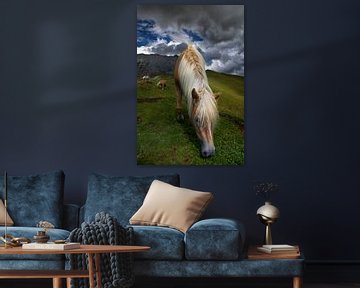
[0,170,65,228]
[63,203,80,231]
[82,173,180,226]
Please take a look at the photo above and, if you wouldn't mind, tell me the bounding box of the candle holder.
[34,220,54,243]
[33,230,50,243]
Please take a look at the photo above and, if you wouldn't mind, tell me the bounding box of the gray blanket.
[68,212,134,288]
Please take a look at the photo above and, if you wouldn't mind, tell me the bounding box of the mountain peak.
[137,54,178,78]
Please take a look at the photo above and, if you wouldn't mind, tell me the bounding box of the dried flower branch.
[37,220,55,233]
[253,181,279,201]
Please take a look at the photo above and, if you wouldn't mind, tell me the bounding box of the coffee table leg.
[88,253,95,288]
[293,276,302,288]
[52,278,62,288]
[66,277,72,288]
[95,253,102,288]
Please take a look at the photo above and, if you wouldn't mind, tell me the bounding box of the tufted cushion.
[84,173,180,225]
[185,218,245,260]
[0,171,65,227]
[130,180,213,233]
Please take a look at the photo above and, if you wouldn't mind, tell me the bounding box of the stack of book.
[257,244,299,254]
[22,242,80,250]
[248,244,300,259]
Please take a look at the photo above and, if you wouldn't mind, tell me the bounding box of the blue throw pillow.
[84,173,180,225]
[0,170,65,227]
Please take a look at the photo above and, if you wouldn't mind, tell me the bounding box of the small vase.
[33,230,50,243]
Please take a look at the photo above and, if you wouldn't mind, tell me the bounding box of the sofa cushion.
[130,180,213,233]
[133,258,304,277]
[184,218,245,260]
[0,171,65,227]
[0,199,14,226]
[0,227,70,261]
[130,225,184,260]
[84,173,180,225]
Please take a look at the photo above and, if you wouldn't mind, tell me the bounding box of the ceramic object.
[256,201,280,245]
[33,231,50,243]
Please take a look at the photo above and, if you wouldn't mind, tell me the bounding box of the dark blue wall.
[1,0,360,262]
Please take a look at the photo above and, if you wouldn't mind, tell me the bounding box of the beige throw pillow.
[130,180,213,233]
[0,199,14,226]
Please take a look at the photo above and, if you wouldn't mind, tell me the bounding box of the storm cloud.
[137,5,244,76]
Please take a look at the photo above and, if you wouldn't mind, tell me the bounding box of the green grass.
[137,72,244,165]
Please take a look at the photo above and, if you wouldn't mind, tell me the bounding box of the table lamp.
[256,201,280,245]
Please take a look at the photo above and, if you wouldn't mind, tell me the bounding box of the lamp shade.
[256,201,280,221]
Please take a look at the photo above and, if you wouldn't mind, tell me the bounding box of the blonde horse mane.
[177,44,218,127]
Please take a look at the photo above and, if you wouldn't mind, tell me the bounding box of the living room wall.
[1,0,359,264]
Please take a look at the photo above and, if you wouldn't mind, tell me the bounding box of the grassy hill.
[137,71,244,165]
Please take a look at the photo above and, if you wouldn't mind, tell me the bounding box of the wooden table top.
[247,245,301,260]
[0,245,150,255]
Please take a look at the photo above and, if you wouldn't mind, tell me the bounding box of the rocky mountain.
[137,54,178,78]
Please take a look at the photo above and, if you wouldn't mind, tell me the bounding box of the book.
[248,245,301,260]
[256,244,299,254]
[22,242,80,250]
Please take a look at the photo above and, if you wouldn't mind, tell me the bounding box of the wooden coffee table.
[0,244,150,288]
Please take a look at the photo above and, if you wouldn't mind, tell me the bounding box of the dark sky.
[137,5,244,76]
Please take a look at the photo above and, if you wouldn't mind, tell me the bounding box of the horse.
[157,79,167,90]
[174,44,220,158]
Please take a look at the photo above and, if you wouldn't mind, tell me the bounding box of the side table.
[247,245,304,288]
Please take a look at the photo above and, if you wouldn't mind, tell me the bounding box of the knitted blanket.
[68,212,134,288]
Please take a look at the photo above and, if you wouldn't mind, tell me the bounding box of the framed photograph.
[137,5,244,165]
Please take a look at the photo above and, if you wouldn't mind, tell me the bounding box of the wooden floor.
[134,278,360,288]
[1,279,360,288]
[137,280,360,288]
[305,285,360,288]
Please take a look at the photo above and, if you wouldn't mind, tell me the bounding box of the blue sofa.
[0,171,304,287]
[81,173,304,284]
[0,170,79,270]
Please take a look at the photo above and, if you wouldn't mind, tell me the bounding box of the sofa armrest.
[63,204,80,231]
[184,218,245,260]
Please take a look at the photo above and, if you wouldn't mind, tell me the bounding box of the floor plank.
[1,279,360,288]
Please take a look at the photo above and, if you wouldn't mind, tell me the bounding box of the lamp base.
[265,223,272,245]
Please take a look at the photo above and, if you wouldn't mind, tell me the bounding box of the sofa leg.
[293,276,302,288]
[53,278,62,288]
